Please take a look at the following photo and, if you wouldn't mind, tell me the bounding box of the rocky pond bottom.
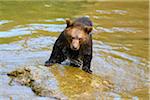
[7,65,115,100]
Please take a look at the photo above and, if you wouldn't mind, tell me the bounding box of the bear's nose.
[71,44,79,50]
[72,46,78,50]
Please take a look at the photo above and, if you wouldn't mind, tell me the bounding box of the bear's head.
[64,18,92,51]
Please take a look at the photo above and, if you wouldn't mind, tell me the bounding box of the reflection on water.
[95,27,141,33]
[96,9,128,15]
[0,23,66,38]
[0,20,13,25]
[0,0,149,99]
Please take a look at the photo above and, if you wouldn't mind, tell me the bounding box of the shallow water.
[0,0,149,100]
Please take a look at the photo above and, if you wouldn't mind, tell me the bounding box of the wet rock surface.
[7,66,67,100]
[6,65,115,99]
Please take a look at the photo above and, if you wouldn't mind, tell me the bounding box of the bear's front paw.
[45,61,54,67]
[82,67,92,74]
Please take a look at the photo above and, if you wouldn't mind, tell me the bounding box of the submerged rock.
[6,65,116,99]
[7,66,67,100]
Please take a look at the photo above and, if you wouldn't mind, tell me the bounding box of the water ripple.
[0,24,66,38]
[96,10,127,15]
[0,20,13,25]
[95,27,141,33]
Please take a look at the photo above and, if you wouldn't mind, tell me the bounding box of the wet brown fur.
[45,17,93,73]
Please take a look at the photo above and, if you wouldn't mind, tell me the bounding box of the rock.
[7,66,67,100]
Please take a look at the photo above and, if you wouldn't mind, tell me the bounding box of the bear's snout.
[71,39,80,50]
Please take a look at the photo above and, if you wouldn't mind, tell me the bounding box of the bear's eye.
[72,37,75,39]
[79,38,82,41]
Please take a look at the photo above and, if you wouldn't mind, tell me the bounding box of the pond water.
[0,0,149,100]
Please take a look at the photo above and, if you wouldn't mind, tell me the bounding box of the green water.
[0,0,149,99]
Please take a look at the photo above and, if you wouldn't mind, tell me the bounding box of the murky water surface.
[0,0,149,99]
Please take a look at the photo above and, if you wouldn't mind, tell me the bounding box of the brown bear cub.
[45,17,93,73]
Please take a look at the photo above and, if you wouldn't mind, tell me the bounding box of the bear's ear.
[84,26,93,33]
[66,18,73,28]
